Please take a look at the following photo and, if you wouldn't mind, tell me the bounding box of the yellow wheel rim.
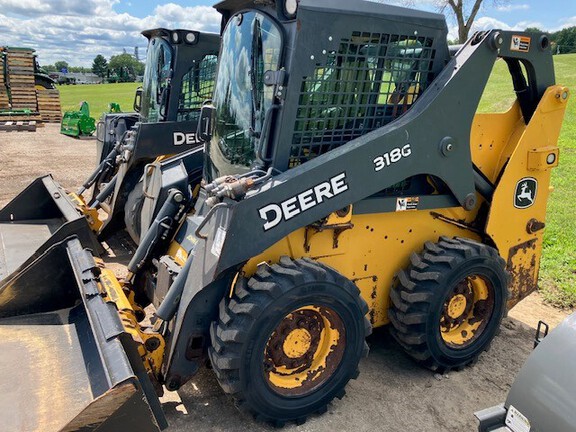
[440,275,495,348]
[264,306,345,396]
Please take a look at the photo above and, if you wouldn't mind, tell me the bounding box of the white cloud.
[496,4,530,12]
[0,1,220,66]
[555,16,576,31]
[472,16,540,32]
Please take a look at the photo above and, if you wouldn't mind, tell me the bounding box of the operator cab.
[205,0,450,182]
[139,28,219,123]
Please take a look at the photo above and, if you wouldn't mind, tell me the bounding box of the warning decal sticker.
[511,35,531,52]
[396,197,419,212]
[505,405,531,432]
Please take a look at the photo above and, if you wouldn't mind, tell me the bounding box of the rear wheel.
[388,236,509,372]
[209,257,371,425]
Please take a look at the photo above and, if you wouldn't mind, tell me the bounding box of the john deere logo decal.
[514,177,537,209]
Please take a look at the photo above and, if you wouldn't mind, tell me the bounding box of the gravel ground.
[0,124,571,431]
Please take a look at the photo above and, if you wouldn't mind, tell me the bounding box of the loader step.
[0,219,61,279]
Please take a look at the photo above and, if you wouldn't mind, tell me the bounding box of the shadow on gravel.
[162,318,534,432]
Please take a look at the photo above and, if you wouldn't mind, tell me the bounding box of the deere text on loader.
[0,0,569,430]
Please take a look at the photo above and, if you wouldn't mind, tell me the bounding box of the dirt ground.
[0,124,573,431]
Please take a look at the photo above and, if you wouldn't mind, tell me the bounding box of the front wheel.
[388,237,509,372]
[124,181,144,244]
[209,257,371,426]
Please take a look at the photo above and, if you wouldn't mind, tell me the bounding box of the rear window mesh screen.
[289,32,435,168]
[177,54,217,122]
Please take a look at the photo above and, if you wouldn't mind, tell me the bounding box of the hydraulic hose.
[126,189,185,276]
[76,147,119,196]
[89,174,118,209]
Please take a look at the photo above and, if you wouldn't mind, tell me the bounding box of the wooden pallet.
[37,89,62,122]
[3,47,37,111]
[0,112,43,123]
[0,47,61,123]
[0,120,37,132]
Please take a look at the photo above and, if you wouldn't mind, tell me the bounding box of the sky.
[0,0,575,67]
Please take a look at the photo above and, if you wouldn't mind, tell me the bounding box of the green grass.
[480,54,576,308]
[57,82,140,117]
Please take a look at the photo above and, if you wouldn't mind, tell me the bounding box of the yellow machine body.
[240,86,568,328]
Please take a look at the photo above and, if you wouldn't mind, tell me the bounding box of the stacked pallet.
[3,47,37,111]
[0,120,37,132]
[0,53,9,110]
[37,89,62,122]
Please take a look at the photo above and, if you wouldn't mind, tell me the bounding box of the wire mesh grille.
[177,54,218,122]
[289,31,436,168]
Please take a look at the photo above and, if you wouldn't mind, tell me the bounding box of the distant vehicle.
[58,76,76,85]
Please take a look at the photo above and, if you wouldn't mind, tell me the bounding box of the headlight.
[185,32,197,44]
[171,31,180,44]
[284,0,298,18]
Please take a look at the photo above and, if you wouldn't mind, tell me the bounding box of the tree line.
[40,53,145,83]
[535,27,576,54]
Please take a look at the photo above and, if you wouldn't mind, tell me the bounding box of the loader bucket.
[0,175,101,283]
[0,238,167,431]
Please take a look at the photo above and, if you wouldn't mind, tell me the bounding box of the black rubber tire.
[209,256,371,426]
[124,180,144,244]
[388,236,509,372]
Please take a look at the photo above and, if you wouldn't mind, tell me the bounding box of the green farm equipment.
[60,101,96,137]
[107,102,121,113]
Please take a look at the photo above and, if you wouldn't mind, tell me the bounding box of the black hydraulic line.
[77,147,120,196]
[127,189,185,275]
[89,175,118,209]
[155,256,193,321]
[505,58,534,123]
[473,165,495,202]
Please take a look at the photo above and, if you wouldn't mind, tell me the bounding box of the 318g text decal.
[373,144,412,171]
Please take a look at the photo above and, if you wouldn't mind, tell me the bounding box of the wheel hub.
[283,328,312,359]
[440,275,495,348]
[264,306,345,396]
[447,294,467,318]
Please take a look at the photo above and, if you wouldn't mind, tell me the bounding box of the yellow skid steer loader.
[0,0,569,430]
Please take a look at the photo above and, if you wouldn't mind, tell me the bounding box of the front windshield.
[206,11,282,181]
[141,37,173,123]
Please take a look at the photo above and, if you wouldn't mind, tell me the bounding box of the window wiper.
[249,18,263,137]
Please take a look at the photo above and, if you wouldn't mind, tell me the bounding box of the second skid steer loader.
[75,28,220,241]
[0,0,569,430]
[0,30,219,285]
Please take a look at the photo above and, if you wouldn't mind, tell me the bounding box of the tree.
[54,60,69,72]
[439,1,509,43]
[382,0,508,44]
[108,53,145,82]
[553,27,576,54]
[92,54,108,78]
[41,64,57,72]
